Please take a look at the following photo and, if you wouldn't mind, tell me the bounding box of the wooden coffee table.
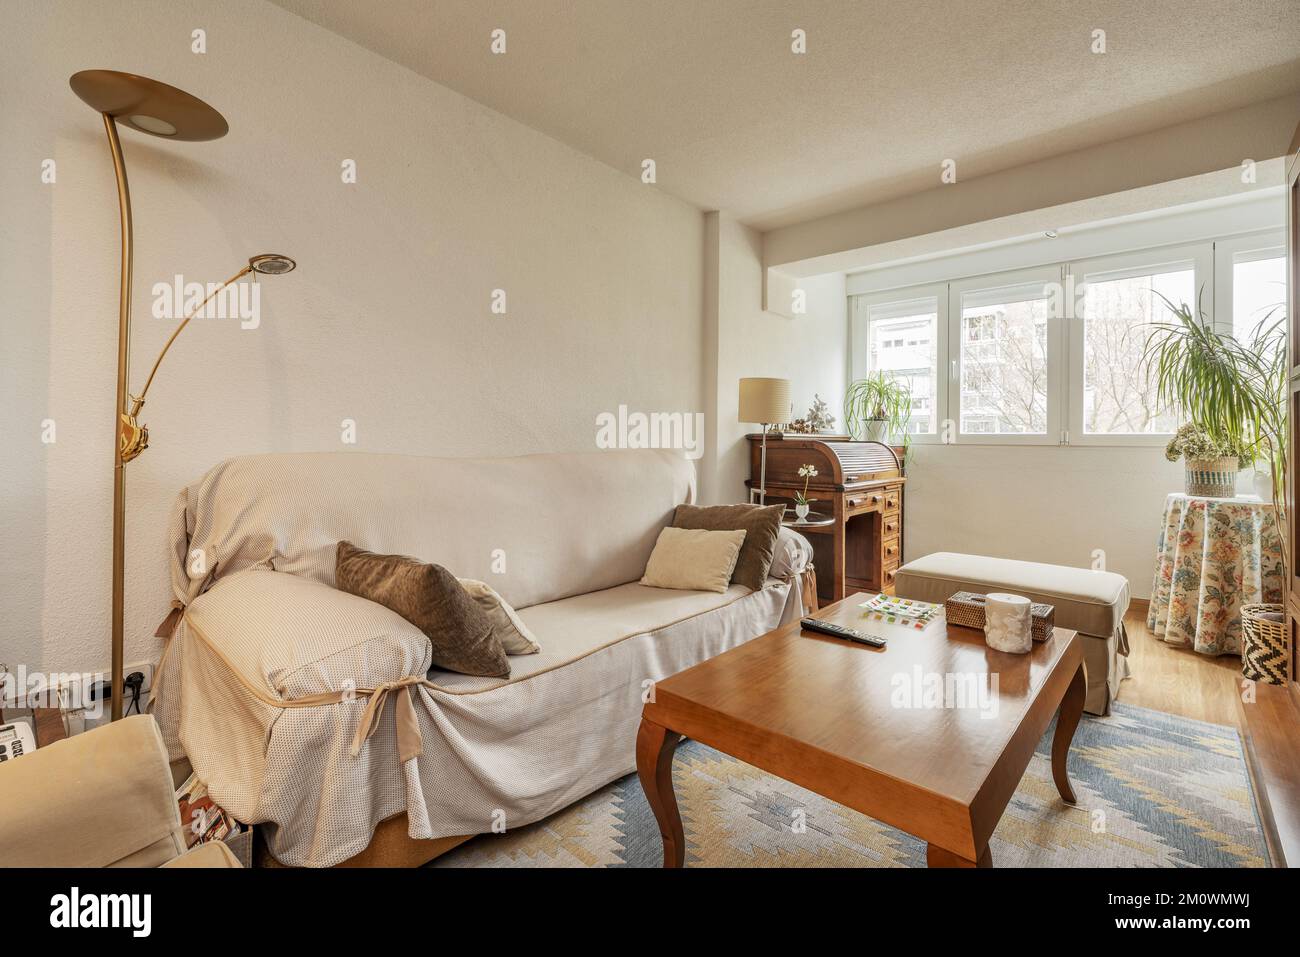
[636,592,1085,868]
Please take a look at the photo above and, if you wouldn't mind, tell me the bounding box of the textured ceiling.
[271,0,1300,231]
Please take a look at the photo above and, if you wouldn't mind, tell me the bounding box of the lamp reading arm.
[119,263,252,461]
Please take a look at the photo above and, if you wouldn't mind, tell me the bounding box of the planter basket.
[1185,456,1238,498]
[1241,602,1289,686]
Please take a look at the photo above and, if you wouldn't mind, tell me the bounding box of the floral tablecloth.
[1148,493,1284,656]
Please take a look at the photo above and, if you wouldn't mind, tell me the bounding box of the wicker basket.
[945,591,1055,641]
[1185,456,1238,498]
[1241,602,1289,685]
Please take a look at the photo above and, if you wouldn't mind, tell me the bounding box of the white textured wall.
[701,212,847,504]
[0,0,704,675]
[903,445,1187,600]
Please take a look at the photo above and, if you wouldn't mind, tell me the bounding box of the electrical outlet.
[124,661,154,697]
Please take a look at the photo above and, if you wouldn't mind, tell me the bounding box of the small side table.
[1148,492,1284,656]
[781,511,835,530]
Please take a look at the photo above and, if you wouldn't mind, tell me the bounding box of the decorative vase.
[864,419,888,443]
[1185,456,1238,498]
[794,503,810,521]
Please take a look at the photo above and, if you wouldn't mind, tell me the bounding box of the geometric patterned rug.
[434,704,1268,868]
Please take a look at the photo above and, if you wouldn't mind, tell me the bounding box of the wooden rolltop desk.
[745,434,905,602]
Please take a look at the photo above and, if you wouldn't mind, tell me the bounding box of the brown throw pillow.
[671,503,785,592]
[335,541,509,678]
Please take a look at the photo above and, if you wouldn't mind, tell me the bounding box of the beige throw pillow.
[458,579,542,655]
[640,527,747,593]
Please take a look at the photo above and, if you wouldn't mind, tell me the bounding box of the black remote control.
[800,617,887,648]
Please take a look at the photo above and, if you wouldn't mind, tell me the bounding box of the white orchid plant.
[795,464,818,506]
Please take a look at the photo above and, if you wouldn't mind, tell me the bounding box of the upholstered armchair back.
[167,448,696,612]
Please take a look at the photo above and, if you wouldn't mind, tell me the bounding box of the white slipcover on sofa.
[152,449,810,867]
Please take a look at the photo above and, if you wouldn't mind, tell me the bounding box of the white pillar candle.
[984,592,1033,654]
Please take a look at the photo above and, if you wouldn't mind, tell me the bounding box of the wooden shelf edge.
[1237,681,1300,868]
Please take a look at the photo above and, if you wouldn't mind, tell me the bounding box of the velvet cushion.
[336,541,509,677]
[672,503,785,591]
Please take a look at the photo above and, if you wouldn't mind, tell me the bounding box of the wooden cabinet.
[746,433,905,602]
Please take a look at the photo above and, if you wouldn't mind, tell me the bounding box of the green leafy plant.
[844,372,913,451]
[1141,291,1287,571]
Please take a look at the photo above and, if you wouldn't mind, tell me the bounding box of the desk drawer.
[845,490,886,515]
[882,487,902,514]
[882,537,902,565]
[882,514,902,539]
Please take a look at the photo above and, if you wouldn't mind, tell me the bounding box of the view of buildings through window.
[959,288,1049,435]
[1080,266,1190,435]
[857,237,1285,443]
[867,302,937,434]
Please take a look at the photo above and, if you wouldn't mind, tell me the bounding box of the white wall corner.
[763,267,803,318]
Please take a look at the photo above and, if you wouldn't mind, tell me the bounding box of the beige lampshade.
[738,377,792,424]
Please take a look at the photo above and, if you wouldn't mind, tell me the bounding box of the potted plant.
[1141,292,1287,571]
[844,372,913,447]
[1164,424,1249,498]
[793,464,818,521]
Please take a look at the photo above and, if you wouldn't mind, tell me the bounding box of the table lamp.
[70,70,297,719]
[738,377,792,504]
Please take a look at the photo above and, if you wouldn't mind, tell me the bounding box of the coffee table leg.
[926,843,992,868]
[1052,662,1087,805]
[636,717,685,868]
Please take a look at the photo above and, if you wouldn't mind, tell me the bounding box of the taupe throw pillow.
[335,541,509,678]
[672,503,785,592]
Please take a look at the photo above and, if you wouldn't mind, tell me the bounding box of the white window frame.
[1213,229,1286,339]
[849,284,948,443]
[844,192,1285,448]
[1065,241,1211,447]
[948,265,1065,446]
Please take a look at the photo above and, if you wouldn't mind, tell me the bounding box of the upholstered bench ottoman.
[894,552,1131,716]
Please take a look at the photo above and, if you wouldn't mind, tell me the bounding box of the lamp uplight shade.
[738,377,792,424]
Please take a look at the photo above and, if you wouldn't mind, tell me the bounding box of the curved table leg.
[1052,662,1087,805]
[636,717,685,868]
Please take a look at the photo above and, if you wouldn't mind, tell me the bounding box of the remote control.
[800,617,887,648]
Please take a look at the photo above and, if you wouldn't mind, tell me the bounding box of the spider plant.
[844,371,913,458]
[1141,291,1287,573]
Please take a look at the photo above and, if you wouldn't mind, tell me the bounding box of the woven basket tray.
[945,591,1055,642]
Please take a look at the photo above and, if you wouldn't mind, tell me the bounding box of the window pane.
[1233,254,1285,344]
[866,298,937,434]
[1080,266,1188,435]
[959,283,1048,434]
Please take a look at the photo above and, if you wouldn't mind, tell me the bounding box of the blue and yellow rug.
[435,704,1268,868]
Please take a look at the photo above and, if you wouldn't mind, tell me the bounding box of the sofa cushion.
[672,503,785,591]
[459,579,541,655]
[426,579,773,693]
[641,527,746,593]
[0,715,186,868]
[336,541,508,678]
[893,551,1129,637]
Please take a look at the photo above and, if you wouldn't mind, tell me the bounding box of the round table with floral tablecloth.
[1147,493,1284,656]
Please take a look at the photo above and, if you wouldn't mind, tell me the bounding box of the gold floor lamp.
[70,70,296,720]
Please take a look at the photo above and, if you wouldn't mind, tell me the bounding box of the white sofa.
[152,449,811,867]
